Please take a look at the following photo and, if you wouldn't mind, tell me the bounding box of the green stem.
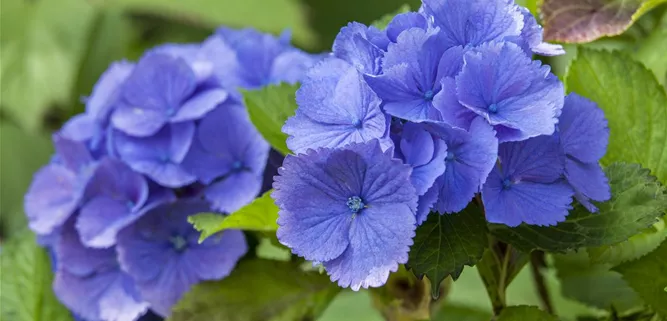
[529,251,554,314]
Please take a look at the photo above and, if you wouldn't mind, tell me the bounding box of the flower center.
[170,235,188,252]
[488,103,498,114]
[232,160,244,171]
[423,90,435,101]
[352,119,363,129]
[502,178,512,190]
[445,151,456,161]
[346,196,365,213]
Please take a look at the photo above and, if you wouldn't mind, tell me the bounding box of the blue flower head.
[558,93,611,211]
[182,101,270,213]
[54,222,148,321]
[333,22,390,75]
[117,199,247,317]
[284,57,392,154]
[273,140,418,290]
[482,135,574,227]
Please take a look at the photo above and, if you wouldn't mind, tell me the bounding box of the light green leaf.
[565,48,667,184]
[497,305,558,321]
[0,122,53,240]
[490,163,667,253]
[371,4,412,30]
[634,8,667,86]
[408,205,488,298]
[614,240,667,316]
[189,190,279,242]
[588,217,667,266]
[168,259,340,321]
[242,83,299,155]
[0,233,73,321]
[0,0,95,131]
[107,0,315,48]
[540,0,667,43]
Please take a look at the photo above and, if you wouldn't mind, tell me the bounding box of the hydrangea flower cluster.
[274,0,611,290]
[25,28,319,320]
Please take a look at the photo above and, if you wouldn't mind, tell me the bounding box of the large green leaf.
[408,205,488,298]
[168,259,340,321]
[587,217,667,266]
[107,0,315,48]
[242,83,299,155]
[565,48,667,184]
[614,240,667,316]
[0,122,53,240]
[189,190,279,242]
[634,7,667,86]
[0,233,73,321]
[490,163,667,253]
[0,0,95,131]
[497,305,558,321]
[539,0,667,43]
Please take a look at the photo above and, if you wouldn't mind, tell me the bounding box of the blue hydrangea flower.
[425,118,498,217]
[557,93,611,211]
[365,28,465,122]
[111,53,228,137]
[76,158,175,248]
[385,12,428,43]
[182,102,269,213]
[113,122,197,188]
[397,122,447,196]
[517,7,565,56]
[25,136,95,235]
[54,222,148,321]
[440,42,564,141]
[284,58,392,154]
[333,22,390,75]
[482,135,574,227]
[273,140,418,290]
[117,199,247,317]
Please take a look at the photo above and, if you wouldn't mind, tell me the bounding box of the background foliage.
[1,0,666,320]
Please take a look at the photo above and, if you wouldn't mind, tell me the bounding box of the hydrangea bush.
[9,0,667,320]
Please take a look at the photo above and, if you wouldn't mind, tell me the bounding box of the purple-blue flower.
[482,135,574,227]
[439,42,564,141]
[517,7,566,56]
[25,135,95,235]
[54,222,148,321]
[273,140,417,290]
[364,28,465,122]
[182,102,269,213]
[333,22,389,75]
[557,93,611,211]
[397,122,447,196]
[111,53,228,137]
[113,122,197,188]
[284,57,392,153]
[116,199,247,317]
[385,12,428,43]
[76,158,175,248]
[425,117,498,217]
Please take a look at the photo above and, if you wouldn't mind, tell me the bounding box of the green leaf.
[108,0,316,49]
[168,259,340,321]
[614,239,667,316]
[497,305,559,321]
[476,245,530,315]
[189,190,279,242]
[554,250,642,312]
[565,48,667,184]
[0,233,73,321]
[242,83,299,155]
[490,163,667,253]
[0,122,53,241]
[587,217,667,266]
[408,204,488,298]
[370,4,411,30]
[0,0,95,131]
[634,8,667,86]
[539,0,667,43]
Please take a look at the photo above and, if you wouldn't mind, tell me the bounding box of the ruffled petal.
[559,93,609,163]
[25,164,80,235]
[565,159,611,205]
[170,89,228,123]
[204,171,263,213]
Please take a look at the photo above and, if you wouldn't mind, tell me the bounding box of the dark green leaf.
[614,239,667,316]
[0,0,95,131]
[242,83,299,155]
[497,305,559,321]
[0,233,73,321]
[587,217,667,266]
[408,205,488,298]
[490,163,667,253]
[189,190,279,242]
[565,48,667,184]
[540,0,667,43]
[169,259,340,321]
[370,4,411,29]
